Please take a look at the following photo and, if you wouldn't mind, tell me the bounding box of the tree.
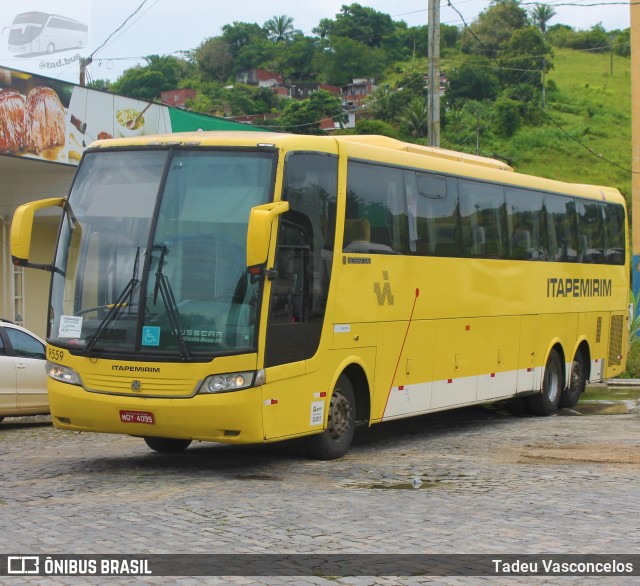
[221,22,268,57]
[264,15,296,43]
[142,55,193,88]
[195,37,234,82]
[87,79,111,91]
[267,90,342,134]
[272,34,318,80]
[493,97,522,137]
[352,119,399,138]
[401,98,429,138]
[530,4,556,35]
[447,60,501,105]
[314,3,395,49]
[111,67,168,100]
[498,26,552,88]
[366,85,399,122]
[314,36,385,85]
[460,0,529,57]
[110,54,193,99]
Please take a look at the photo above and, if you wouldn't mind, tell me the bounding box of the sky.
[0,0,632,85]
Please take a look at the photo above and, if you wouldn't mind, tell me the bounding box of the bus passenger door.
[261,152,338,440]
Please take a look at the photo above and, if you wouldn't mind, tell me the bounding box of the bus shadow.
[85,403,522,475]
[352,403,519,450]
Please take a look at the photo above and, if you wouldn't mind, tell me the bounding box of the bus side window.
[577,200,605,263]
[345,161,408,254]
[506,188,547,261]
[459,179,506,258]
[545,194,578,262]
[413,172,451,256]
[603,203,625,265]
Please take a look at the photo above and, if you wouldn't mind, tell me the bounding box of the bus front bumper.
[48,380,265,444]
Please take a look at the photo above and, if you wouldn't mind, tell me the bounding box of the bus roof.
[334,135,514,172]
[89,131,625,206]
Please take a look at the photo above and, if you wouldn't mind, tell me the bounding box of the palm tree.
[401,98,429,138]
[367,86,397,122]
[264,15,296,43]
[530,4,556,108]
[530,4,556,35]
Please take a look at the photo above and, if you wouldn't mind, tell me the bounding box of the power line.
[90,0,156,59]
[447,0,634,175]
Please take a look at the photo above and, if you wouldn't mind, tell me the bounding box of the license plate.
[119,410,154,424]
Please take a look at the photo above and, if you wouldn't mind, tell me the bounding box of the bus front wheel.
[144,437,192,453]
[527,349,562,416]
[306,375,355,460]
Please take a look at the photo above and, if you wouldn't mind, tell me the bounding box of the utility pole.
[427,0,440,147]
[632,1,640,303]
[79,57,92,86]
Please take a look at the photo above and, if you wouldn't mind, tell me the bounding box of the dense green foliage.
[90,1,631,200]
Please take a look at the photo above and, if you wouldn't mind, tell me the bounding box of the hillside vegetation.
[91,2,631,199]
[503,48,631,196]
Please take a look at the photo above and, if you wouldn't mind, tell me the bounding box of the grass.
[513,48,631,200]
[583,385,640,401]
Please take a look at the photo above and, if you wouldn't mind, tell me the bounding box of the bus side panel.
[262,347,377,441]
[379,319,435,420]
[262,361,307,440]
[536,312,579,381]
[475,316,520,401]
[517,315,538,392]
[577,311,607,382]
[431,318,477,409]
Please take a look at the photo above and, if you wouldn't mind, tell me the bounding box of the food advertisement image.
[0,66,170,166]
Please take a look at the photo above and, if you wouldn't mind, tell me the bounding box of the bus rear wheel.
[144,437,192,453]
[527,349,562,416]
[560,350,586,408]
[306,375,355,460]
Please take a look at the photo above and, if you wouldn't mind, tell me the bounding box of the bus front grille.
[81,373,199,397]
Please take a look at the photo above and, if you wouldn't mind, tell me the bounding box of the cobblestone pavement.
[1,402,639,586]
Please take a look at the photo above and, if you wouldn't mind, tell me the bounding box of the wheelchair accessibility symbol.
[142,326,161,346]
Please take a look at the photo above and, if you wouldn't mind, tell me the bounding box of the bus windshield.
[49,148,275,358]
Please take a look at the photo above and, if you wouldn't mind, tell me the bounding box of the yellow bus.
[11,132,629,459]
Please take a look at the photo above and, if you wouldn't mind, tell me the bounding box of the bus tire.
[306,375,355,460]
[144,437,192,453]
[560,350,586,408]
[526,349,562,416]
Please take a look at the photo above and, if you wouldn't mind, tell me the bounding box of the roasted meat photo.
[26,86,66,153]
[0,89,29,153]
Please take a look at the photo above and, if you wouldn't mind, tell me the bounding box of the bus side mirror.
[11,197,66,270]
[246,201,290,269]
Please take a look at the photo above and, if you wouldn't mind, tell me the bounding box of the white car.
[0,320,48,422]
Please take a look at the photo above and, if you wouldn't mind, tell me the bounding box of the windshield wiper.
[152,244,191,360]
[83,247,141,355]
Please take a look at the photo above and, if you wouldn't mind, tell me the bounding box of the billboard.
[0,65,265,166]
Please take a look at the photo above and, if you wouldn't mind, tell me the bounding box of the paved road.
[1,402,639,585]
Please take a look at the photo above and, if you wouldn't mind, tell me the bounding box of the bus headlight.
[46,361,82,385]
[200,370,265,394]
